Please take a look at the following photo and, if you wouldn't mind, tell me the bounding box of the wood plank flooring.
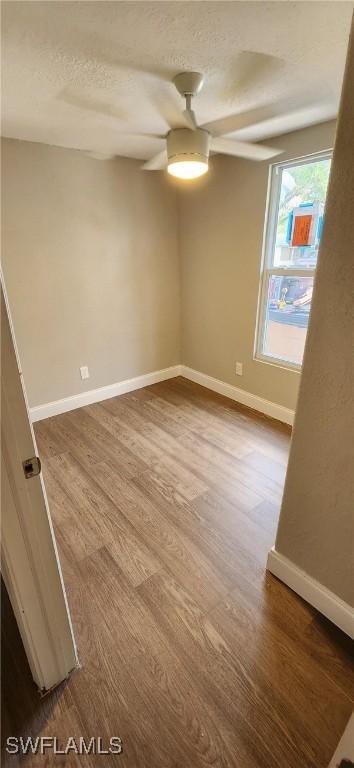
[2,377,354,767]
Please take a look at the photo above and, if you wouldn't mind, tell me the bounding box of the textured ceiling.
[1,1,353,160]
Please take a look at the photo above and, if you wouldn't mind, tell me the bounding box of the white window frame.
[254,149,332,372]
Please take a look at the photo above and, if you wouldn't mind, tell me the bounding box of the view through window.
[256,151,332,367]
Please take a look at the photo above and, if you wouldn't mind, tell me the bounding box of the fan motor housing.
[167,128,210,165]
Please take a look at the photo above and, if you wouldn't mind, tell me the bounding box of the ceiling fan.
[142,71,283,179]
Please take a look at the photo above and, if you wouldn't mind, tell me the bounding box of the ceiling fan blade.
[82,135,165,162]
[202,93,334,142]
[202,104,284,138]
[183,109,197,130]
[210,137,283,162]
[141,150,167,171]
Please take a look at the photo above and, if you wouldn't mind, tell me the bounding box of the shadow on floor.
[1,579,68,766]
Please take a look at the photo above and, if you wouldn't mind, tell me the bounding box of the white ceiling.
[2,1,353,160]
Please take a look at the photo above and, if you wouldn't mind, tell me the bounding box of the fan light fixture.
[168,159,208,179]
[166,127,210,179]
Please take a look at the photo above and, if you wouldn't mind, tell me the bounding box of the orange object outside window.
[292,214,312,246]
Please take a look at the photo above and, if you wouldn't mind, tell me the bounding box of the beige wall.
[1,139,180,407]
[1,121,338,413]
[179,120,336,411]
[274,27,354,606]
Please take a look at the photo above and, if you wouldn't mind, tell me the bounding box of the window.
[255,150,332,369]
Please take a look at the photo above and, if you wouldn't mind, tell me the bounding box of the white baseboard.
[267,548,354,639]
[181,366,294,426]
[30,363,294,426]
[30,365,182,422]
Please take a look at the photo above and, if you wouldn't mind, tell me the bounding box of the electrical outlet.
[80,365,90,380]
[235,362,243,376]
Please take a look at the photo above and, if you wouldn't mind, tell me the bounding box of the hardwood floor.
[2,377,354,767]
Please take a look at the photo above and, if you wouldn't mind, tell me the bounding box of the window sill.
[254,353,302,374]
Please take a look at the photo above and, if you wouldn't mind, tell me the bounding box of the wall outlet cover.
[80,366,90,380]
[236,362,243,376]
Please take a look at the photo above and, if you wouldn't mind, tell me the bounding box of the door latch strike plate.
[22,456,41,479]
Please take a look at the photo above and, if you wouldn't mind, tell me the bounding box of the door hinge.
[22,456,41,479]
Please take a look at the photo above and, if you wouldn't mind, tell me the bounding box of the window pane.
[262,275,314,365]
[272,157,331,269]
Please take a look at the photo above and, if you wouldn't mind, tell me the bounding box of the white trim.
[253,354,302,375]
[267,548,354,639]
[30,364,294,427]
[270,147,333,173]
[30,366,182,422]
[181,366,294,426]
[1,277,78,692]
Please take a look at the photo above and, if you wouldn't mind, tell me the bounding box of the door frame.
[1,271,79,692]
